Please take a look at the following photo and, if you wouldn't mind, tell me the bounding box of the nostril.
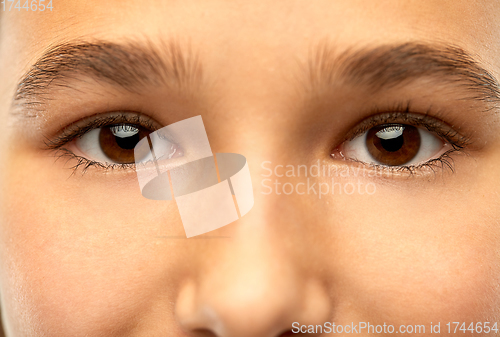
[191,328,301,337]
[191,328,306,337]
[193,328,217,337]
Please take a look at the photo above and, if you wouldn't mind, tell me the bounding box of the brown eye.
[99,124,150,164]
[365,124,421,166]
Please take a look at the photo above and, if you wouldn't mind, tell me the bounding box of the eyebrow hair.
[307,42,500,106]
[14,39,203,106]
[13,40,500,114]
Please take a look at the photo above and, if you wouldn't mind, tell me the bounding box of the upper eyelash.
[44,113,160,150]
[345,102,472,148]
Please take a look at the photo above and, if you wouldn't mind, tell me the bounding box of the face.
[0,1,500,336]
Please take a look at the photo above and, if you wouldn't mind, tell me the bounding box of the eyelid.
[43,111,163,150]
[342,111,471,150]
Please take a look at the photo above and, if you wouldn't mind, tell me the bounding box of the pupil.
[366,124,421,166]
[99,124,149,164]
[111,125,141,150]
[115,133,140,150]
[379,133,404,152]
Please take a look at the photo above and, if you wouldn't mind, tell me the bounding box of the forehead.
[2,1,500,53]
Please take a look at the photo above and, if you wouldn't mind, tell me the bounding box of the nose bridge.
[203,237,299,315]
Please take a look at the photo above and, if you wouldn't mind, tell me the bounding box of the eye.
[339,123,449,167]
[75,123,180,165]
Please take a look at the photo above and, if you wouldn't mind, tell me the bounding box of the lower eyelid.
[50,148,135,175]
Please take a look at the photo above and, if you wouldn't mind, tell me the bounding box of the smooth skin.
[1,1,500,336]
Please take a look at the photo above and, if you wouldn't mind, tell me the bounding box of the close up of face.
[1,1,500,336]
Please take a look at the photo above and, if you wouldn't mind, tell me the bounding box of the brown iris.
[99,124,150,164]
[366,124,421,166]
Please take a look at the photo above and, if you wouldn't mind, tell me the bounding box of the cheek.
[356,235,500,324]
[327,181,500,325]
[0,150,186,336]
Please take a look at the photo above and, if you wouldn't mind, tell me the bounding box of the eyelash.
[334,102,472,176]
[46,104,471,176]
[45,113,160,175]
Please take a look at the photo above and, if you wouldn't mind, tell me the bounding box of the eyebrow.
[13,40,500,112]
[14,39,203,106]
[307,42,500,106]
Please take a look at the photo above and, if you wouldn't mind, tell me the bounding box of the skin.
[1,1,500,336]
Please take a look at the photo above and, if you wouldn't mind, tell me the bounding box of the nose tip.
[175,262,331,337]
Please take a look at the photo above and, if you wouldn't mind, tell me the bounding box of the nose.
[175,220,332,337]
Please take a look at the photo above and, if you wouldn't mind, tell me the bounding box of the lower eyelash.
[52,148,136,175]
[343,146,468,178]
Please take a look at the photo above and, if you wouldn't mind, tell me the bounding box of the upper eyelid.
[47,110,470,151]
[43,112,163,150]
[342,110,471,148]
